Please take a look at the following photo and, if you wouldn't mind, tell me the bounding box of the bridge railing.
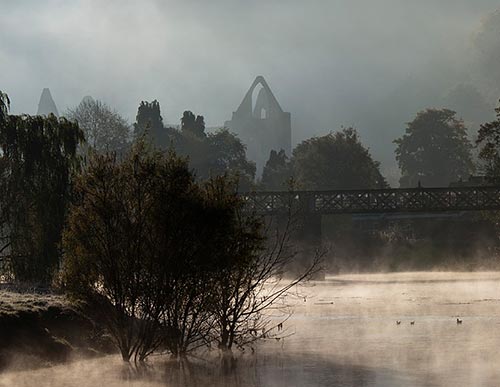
[239,186,500,215]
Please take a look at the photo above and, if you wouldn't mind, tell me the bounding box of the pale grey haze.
[1,0,499,183]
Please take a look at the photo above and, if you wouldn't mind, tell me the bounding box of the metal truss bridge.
[240,186,500,215]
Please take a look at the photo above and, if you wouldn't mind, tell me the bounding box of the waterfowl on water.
[457,318,463,324]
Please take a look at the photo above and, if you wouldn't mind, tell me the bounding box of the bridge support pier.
[296,213,322,246]
[276,211,323,278]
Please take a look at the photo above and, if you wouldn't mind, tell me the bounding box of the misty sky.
[1,0,499,183]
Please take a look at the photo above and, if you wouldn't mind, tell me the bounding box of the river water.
[3,271,500,387]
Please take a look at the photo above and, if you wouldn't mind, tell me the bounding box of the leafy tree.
[155,175,246,358]
[61,141,316,363]
[174,119,255,190]
[61,142,256,361]
[181,110,206,138]
[62,144,200,361]
[0,114,83,283]
[66,97,130,153]
[292,128,387,190]
[476,100,500,182]
[133,100,173,148]
[260,149,292,191]
[204,129,256,190]
[133,102,255,188]
[394,109,474,187]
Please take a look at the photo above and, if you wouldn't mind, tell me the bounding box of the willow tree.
[0,113,83,283]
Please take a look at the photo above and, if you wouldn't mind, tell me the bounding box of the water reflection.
[4,272,500,386]
[120,354,407,387]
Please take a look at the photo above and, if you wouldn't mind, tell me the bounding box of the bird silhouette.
[410,321,415,325]
[456,318,463,324]
[396,320,401,325]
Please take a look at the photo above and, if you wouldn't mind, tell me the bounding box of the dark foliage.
[394,109,474,187]
[61,142,316,362]
[181,110,206,138]
[133,101,255,189]
[61,143,256,361]
[199,129,256,190]
[62,143,199,361]
[0,114,83,283]
[133,100,174,148]
[175,116,256,190]
[477,100,500,183]
[292,128,387,190]
[260,149,292,191]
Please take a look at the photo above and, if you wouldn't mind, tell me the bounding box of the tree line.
[2,90,500,281]
[65,96,500,193]
[0,91,319,365]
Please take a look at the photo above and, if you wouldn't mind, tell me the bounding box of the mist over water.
[4,271,500,387]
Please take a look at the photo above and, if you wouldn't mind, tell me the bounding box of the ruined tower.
[37,88,59,117]
[225,76,291,174]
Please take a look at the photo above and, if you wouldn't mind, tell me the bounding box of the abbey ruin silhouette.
[225,76,291,173]
[37,88,59,117]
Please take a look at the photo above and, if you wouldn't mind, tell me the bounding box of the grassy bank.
[0,289,113,371]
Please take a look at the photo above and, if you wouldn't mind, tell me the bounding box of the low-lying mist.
[4,271,500,386]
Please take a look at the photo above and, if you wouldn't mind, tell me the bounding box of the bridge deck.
[240,186,500,215]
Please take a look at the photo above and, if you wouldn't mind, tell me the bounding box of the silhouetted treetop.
[477,100,500,183]
[181,110,206,138]
[260,149,292,191]
[292,127,387,190]
[66,97,130,153]
[394,108,473,188]
[206,129,256,189]
[134,100,172,147]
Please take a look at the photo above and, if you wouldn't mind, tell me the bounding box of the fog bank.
[1,1,500,182]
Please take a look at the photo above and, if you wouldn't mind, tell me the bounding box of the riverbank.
[0,289,113,371]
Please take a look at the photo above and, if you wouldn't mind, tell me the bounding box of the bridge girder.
[240,186,500,216]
